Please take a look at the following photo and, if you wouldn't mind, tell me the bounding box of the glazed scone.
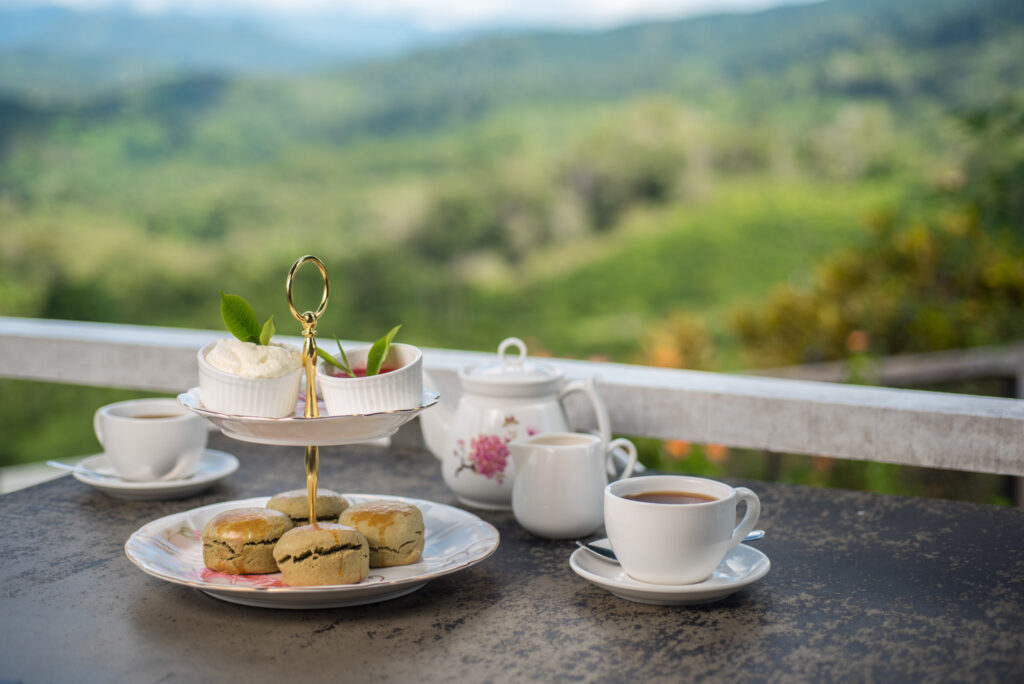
[267,488,350,524]
[338,501,424,568]
[202,507,293,574]
[272,523,369,586]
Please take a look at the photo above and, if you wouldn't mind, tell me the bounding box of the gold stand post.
[286,255,330,526]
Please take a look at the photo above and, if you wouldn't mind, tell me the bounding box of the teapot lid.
[460,337,563,397]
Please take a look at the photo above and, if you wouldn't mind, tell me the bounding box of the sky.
[13,0,802,31]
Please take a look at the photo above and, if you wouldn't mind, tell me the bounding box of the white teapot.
[421,337,610,510]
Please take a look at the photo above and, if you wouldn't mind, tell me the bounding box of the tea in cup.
[604,475,760,585]
[93,398,207,481]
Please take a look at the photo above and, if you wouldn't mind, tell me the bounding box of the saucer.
[71,449,239,500]
[569,540,770,605]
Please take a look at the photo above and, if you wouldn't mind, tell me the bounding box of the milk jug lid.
[460,338,563,397]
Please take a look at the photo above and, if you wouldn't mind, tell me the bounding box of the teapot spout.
[420,369,454,460]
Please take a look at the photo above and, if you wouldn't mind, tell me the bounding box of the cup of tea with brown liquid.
[93,398,207,481]
[604,475,760,585]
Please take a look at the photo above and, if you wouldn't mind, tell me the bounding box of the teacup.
[93,398,207,481]
[604,475,760,585]
[511,433,637,539]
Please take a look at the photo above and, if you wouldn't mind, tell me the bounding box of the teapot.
[421,337,610,510]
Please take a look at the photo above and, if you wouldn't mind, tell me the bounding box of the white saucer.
[569,540,770,605]
[71,449,239,500]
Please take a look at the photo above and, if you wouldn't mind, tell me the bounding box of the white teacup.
[93,398,207,481]
[511,433,636,539]
[604,475,760,585]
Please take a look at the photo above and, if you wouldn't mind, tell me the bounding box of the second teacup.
[605,475,760,585]
[510,432,636,539]
[94,398,207,481]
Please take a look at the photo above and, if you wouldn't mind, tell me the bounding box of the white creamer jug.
[510,432,636,539]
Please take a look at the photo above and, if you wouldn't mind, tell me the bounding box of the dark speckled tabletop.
[2,433,1023,683]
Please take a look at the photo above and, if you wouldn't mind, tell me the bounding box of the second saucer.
[71,449,239,500]
[569,541,770,606]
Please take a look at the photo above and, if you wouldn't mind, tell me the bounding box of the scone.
[202,507,293,574]
[338,501,424,568]
[272,523,369,586]
[266,488,350,524]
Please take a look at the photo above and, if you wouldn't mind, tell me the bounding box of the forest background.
[2,0,1022,503]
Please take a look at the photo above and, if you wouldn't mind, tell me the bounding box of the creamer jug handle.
[557,377,611,451]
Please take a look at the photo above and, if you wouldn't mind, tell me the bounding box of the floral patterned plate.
[125,494,499,609]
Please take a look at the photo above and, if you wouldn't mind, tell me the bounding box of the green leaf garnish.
[259,315,275,346]
[365,325,402,376]
[334,336,354,376]
[316,336,355,378]
[220,292,262,344]
[317,327,402,377]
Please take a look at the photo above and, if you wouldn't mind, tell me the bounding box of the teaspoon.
[46,460,120,480]
[576,530,766,563]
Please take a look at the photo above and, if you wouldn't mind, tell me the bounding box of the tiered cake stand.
[177,255,438,521]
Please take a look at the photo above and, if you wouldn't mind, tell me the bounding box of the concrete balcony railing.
[2,316,1023,480]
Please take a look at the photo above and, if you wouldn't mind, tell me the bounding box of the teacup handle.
[93,410,105,447]
[557,377,611,451]
[605,438,636,481]
[729,487,761,551]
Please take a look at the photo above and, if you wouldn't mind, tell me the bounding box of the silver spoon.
[46,460,120,480]
[576,530,766,563]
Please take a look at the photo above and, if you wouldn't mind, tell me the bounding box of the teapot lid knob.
[497,337,527,367]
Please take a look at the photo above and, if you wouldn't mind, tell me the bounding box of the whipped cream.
[205,339,302,379]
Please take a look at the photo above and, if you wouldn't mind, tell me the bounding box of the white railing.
[2,316,1023,477]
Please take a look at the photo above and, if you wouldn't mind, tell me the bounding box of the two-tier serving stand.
[178,255,439,524]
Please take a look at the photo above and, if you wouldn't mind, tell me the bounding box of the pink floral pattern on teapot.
[453,415,538,483]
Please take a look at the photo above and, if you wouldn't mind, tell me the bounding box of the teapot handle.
[557,377,611,453]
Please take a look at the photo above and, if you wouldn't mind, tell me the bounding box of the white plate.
[125,494,500,609]
[569,540,770,605]
[178,387,440,446]
[72,450,239,500]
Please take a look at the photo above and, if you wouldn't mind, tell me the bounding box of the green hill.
[0,0,1020,358]
[2,0,1022,504]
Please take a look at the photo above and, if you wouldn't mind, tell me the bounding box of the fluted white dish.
[317,342,423,416]
[197,342,302,418]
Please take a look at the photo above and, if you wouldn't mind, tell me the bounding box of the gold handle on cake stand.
[286,255,330,526]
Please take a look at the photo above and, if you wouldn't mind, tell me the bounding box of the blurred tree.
[732,97,1024,366]
[641,310,717,370]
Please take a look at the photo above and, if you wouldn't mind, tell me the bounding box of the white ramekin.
[316,342,423,415]
[197,342,303,418]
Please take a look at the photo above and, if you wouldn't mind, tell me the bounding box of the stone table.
[2,434,1023,682]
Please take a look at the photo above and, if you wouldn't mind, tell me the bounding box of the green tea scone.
[272,523,369,586]
[202,507,293,574]
[267,488,350,524]
[338,501,424,568]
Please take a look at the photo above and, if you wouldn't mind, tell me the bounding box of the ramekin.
[316,343,423,415]
[197,342,303,418]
